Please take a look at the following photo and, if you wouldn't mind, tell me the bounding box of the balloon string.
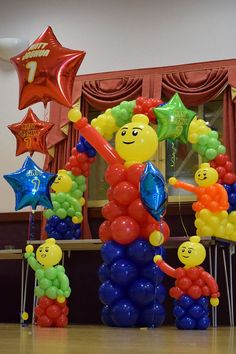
[170,141,176,169]
[44,104,49,121]
[28,209,35,241]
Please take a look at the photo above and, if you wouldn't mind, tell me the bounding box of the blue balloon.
[176,316,196,330]
[56,221,68,233]
[197,315,210,330]
[49,215,60,226]
[4,156,56,211]
[76,141,85,153]
[101,241,126,265]
[101,305,115,326]
[155,284,167,304]
[139,303,165,328]
[111,299,139,327]
[110,259,138,286]
[141,262,164,284]
[197,297,209,310]
[98,263,110,282]
[173,304,185,318]
[128,279,155,306]
[99,280,124,306]
[188,305,206,319]
[127,239,154,265]
[49,230,62,240]
[229,193,236,205]
[178,295,194,309]
[74,227,81,239]
[232,183,236,193]
[223,183,232,193]
[140,162,168,221]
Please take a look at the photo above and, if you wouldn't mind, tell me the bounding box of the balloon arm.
[25,253,41,271]
[155,259,176,278]
[173,180,198,194]
[58,272,70,291]
[74,120,124,165]
[200,271,220,297]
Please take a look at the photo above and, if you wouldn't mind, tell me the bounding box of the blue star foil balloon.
[140,162,168,221]
[4,156,56,211]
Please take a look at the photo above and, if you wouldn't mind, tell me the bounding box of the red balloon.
[225,161,233,172]
[126,164,145,187]
[62,306,69,316]
[11,26,86,109]
[34,305,44,317]
[102,201,127,221]
[71,166,82,176]
[38,296,54,309]
[127,198,149,223]
[202,286,210,296]
[99,221,112,242]
[223,173,236,184]
[54,314,68,327]
[188,285,202,299]
[46,304,61,319]
[113,181,139,205]
[156,219,170,240]
[186,267,200,281]
[169,286,183,300]
[110,216,140,244]
[176,277,192,290]
[37,315,53,327]
[216,166,226,179]
[8,108,53,156]
[214,154,229,166]
[106,186,114,201]
[104,164,126,186]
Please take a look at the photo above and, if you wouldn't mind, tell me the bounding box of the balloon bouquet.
[67,98,171,327]
[24,238,70,327]
[4,26,87,242]
[154,236,219,329]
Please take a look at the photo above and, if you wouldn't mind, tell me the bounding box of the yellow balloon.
[194,163,218,187]
[51,170,73,193]
[57,296,66,304]
[177,236,206,268]
[210,297,219,307]
[115,114,158,164]
[149,231,164,246]
[198,208,212,221]
[25,245,34,253]
[68,107,82,122]
[36,238,62,268]
[229,211,236,223]
[21,312,29,321]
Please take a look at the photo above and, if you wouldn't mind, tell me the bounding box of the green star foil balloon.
[153,93,196,144]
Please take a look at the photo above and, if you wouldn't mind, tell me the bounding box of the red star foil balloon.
[8,108,54,156]
[10,26,86,109]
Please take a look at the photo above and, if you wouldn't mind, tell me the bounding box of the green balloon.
[46,286,58,299]
[44,267,57,280]
[71,181,78,191]
[62,201,70,210]
[44,209,54,219]
[35,287,45,298]
[76,176,86,185]
[196,144,207,156]
[197,134,208,146]
[205,148,217,160]
[207,138,220,149]
[56,208,67,219]
[72,189,83,199]
[56,265,65,274]
[56,192,67,203]
[38,277,52,290]
[35,269,45,280]
[67,208,75,217]
[53,279,60,288]
[52,201,60,210]
[57,289,64,297]
[217,145,226,154]
[209,130,219,139]
[64,288,71,298]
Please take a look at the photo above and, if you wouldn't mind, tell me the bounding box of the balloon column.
[24,238,70,327]
[154,236,220,329]
[67,99,170,327]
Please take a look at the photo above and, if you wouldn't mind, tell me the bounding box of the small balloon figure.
[169,162,229,213]
[24,238,71,327]
[153,236,220,329]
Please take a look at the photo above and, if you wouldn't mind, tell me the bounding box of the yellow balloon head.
[115,114,158,165]
[177,236,206,268]
[36,238,62,267]
[194,163,218,187]
[51,169,73,193]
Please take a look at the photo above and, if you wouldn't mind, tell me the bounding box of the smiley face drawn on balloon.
[36,238,62,267]
[51,169,73,193]
[177,236,206,268]
[115,114,158,166]
[194,163,218,187]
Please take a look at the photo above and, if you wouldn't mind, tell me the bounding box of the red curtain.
[223,86,236,171]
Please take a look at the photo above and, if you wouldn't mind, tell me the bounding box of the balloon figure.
[24,238,70,327]
[153,236,220,329]
[3,156,56,211]
[169,163,236,241]
[44,169,86,240]
[67,101,170,327]
[11,26,85,109]
[8,108,54,156]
